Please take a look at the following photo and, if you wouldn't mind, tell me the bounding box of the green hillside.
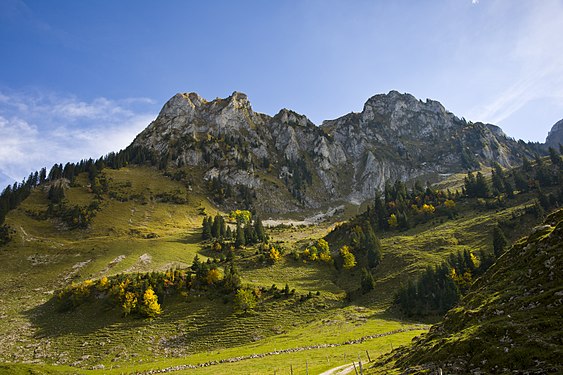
[0,153,561,374]
[0,165,424,373]
[368,208,563,374]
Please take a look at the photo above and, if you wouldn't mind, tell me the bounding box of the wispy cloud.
[0,90,158,189]
[469,1,563,128]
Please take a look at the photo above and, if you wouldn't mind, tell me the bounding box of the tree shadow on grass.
[167,230,203,245]
[23,297,149,338]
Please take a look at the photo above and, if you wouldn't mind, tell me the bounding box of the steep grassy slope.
[0,166,217,365]
[369,209,563,374]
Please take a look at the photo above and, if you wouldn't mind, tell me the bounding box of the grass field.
[0,165,546,373]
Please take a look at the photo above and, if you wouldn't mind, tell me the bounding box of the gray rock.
[130,90,537,215]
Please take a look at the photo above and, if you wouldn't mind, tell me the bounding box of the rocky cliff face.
[131,91,535,214]
[546,119,563,149]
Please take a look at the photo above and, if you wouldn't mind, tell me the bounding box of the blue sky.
[1,0,562,188]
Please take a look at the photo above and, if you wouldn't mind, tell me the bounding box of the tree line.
[202,211,267,248]
[464,149,562,205]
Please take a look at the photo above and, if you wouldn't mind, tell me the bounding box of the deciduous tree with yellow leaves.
[140,287,161,318]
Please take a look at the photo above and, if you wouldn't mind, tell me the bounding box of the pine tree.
[548,147,562,167]
[191,254,202,273]
[202,217,212,240]
[492,225,508,258]
[522,156,532,172]
[219,216,227,237]
[513,170,529,193]
[39,168,47,184]
[360,267,376,294]
[246,224,258,245]
[235,222,246,248]
[475,172,491,198]
[224,262,242,291]
[538,190,551,210]
[364,224,382,268]
[212,215,220,238]
[491,163,505,196]
[254,216,266,242]
[397,210,410,229]
[464,172,477,197]
[373,190,389,230]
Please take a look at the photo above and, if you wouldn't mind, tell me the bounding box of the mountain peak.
[274,108,312,127]
[133,89,536,213]
[546,118,563,148]
[363,90,447,116]
[156,92,205,118]
[157,91,255,120]
[225,91,252,111]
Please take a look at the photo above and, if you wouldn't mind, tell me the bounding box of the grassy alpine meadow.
[0,163,553,373]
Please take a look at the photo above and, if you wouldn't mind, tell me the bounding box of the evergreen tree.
[464,171,490,198]
[475,249,494,276]
[47,185,65,204]
[254,216,266,242]
[39,168,47,184]
[548,147,562,167]
[513,170,529,193]
[522,156,532,172]
[462,249,476,273]
[538,190,551,210]
[492,225,508,258]
[0,224,15,246]
[395,262,460,317]
[475,172,491,198]
[202,217,212,240]
[397,210,410,229]
[219,216,227,237]
[235,222,246,248]
[364,225,382,268]
[244,224,256,245]
[48,163,63,181]
[503,178,515,198]
[373,190,389,230]
[360,267,376,294]
[491,163,505,196]
[212,215,221,238]
[464,172,477,197]
[224,262,242,291]
[191,255,202,273]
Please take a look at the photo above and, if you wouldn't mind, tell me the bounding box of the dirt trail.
[319,363,355,375]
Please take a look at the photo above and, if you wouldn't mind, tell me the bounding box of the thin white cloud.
[0,90,158,188]
[470,1,563,127]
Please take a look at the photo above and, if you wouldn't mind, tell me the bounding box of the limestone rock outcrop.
[131,91,536,214]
